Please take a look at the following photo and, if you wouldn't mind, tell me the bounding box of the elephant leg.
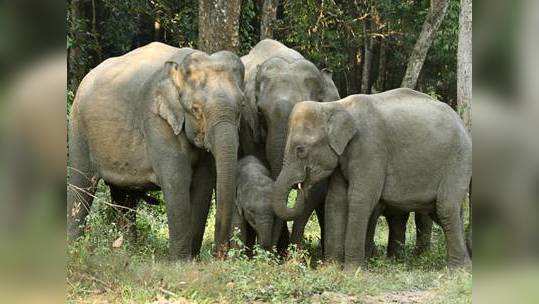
[145,119,194,261]
[365,204,384,259]
[436,186,471,268]
[386,209,409,259]
[110,187,138,243]
[67,137,98,241]
[315,204,325,255]
[344,173,384,272]
[313,180,328,255]
[466,192,472,257]
[190,153,215,257]
[324,170,348,263]
[414,212,433,256]
[245,224,256,257]
[276,223,290,256]
[160,159,192,261]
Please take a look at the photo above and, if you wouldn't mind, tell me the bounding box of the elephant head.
[271,101,357,220]
[235,192,284,250]
[242,57,340,179]
[234,156,284,250]
[152,50,245,246]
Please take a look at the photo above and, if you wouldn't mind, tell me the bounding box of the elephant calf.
[231,156,289,254]
[271,88,472,271]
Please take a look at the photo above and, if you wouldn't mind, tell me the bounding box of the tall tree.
[457,0,472,131]
[376,38,387,92]
[68,0,83,92]
[361,12,374,94]
[401,0,450,89]
[260,0,279,39]
[198,0,242,53]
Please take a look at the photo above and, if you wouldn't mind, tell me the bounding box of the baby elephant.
[271,88,472,271]
[232,156,289,254]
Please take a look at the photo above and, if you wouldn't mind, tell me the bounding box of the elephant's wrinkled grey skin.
[67,42,245,260]
[239,39,340,247]
[272,88,472,271]
[231,156,290,254]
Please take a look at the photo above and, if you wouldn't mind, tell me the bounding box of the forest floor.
[67,184,471,303]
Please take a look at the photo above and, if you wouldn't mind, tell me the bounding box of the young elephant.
[231,156,289,254]
[271,88,472,271]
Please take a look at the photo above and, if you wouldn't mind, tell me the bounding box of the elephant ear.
[320,69,340,102]
[327,107,356,155]
[151,62,185,135]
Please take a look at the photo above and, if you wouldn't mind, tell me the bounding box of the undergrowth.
[67,183,471,303]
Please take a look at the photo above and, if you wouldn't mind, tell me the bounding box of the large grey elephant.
[239,39,340,246]
[231,156,289,254]
[271,88,472,271]
[67,42,246,260]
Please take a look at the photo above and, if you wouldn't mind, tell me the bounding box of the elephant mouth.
[290,175,308,208]
[292,166,311,191]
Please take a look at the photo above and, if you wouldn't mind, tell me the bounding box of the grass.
[67,183,471,303]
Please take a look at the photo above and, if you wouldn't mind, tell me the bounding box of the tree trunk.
[260,0,279,39]
[68,0,83,92]
[376,38,387,92]
[457,0,472,132]
[361,16,374,94]
[198,0,242,53]
[401,0,450,89]
[91,0,102,62]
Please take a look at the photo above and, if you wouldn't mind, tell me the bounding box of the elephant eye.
[296,145,307,159]
[192,104,203,118]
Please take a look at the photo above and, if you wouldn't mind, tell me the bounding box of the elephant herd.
[67,39,472,271]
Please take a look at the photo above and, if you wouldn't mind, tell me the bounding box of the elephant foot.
[343,261,362,275]
[447,257,472,271]
[168,251,193,262]
[67,225,84,243]
[293,243,304,252]
[212,243,230,260]
[168,242,194,262]
[413,245,430,256]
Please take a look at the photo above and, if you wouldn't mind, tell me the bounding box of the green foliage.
[68,185,471,303]
[239,0,259,55]
[68,0,461,103]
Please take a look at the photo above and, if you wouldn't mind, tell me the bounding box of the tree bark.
[198,0,242,54]
[401,0,450,89]
[91,0,102,62]
[376,38,387,92]
[260,0,279,39]
[68,0,83,92]
[361,16,374,94]
[457,0,472,132]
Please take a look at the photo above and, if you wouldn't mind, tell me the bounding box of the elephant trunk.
[257,219,274,250]
[211,122,239,251]
[271,166,306,221]
[271,218,284,248]
[266,122,288,179]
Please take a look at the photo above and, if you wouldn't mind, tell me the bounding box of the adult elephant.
[67,42,245,260]
[272,89,472,270]
[239,39,340,246]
